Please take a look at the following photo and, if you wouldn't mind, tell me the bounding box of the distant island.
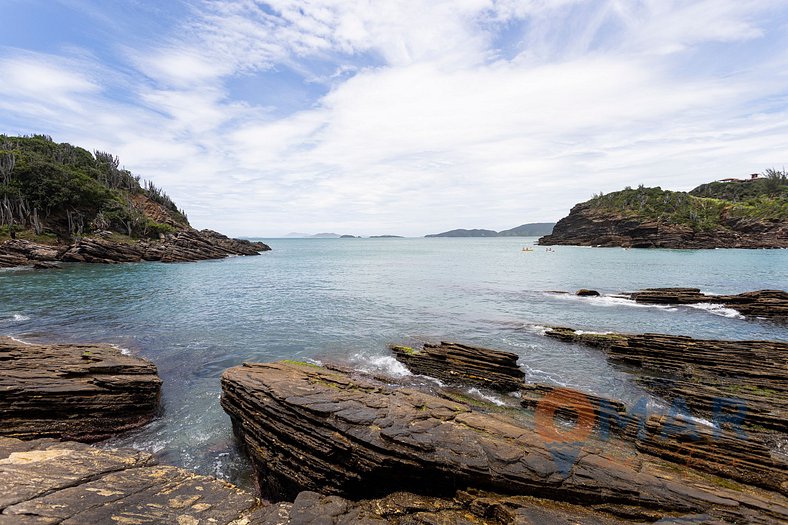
[282,233,404,239]
[0,135,269,268]
[539,172,788,248]
[425,223,555,238]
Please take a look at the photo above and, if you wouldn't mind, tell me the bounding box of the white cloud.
[0,0,786,236]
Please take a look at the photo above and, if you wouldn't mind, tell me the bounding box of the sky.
[1,0,787,237]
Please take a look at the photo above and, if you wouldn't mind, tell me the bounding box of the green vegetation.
[281,359,321,368]
[589,171,787,231]
[0,134,189,240]
[393,345,419,355]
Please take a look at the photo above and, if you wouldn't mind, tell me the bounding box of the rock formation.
[0,437,260,524]
[0,337,161,442]
[221,361,787,523]
[545,328,788,493]
[0,229,270,268]
[537,183,788,249]
[626,288,788,321]
[390,342,525,392]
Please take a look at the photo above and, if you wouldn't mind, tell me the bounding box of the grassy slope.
[587,179,787,232]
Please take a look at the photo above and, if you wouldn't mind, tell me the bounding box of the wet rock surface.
[626,288,788,321]
[0,337,161,442]
[221,361,788,523]
[0,229,270,268]
[391,342,526,392]
[0,437,260,525]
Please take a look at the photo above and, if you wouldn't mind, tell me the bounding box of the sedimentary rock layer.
[0,228,270,268]
[545,328,788,492]
[626,288,788,321]
[221,361,787,523]
[391,341,525,392]
[0,337,161,442]
[0,437,259,524]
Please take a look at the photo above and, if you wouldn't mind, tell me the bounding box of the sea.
[2,237,787,488]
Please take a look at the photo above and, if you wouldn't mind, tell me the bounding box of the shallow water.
[2,238,786,488]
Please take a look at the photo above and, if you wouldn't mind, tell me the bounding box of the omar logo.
[532,387,749,479]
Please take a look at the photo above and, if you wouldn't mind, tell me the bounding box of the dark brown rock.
[0,337,161,442]
[252,489,644,524]
[576,289,601,296]
[0,229,270,268]
[391,342,525,392]
[544,328,788,493]
[627,288,788,321]
[0,437,260,524]
[221,361,787,523]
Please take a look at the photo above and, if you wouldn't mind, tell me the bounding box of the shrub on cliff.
[0,135,188,239]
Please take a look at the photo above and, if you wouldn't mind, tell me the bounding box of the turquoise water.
[2,238,787,486]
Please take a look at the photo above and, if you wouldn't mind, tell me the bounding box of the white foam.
[109,343,132,356]
[686,303,744,319]
[466,387,507,407]
[11,314,30,322]
[523,365,568,387]
[546,293,678,311]
[574,330,613,335]
[524,324,549,336]
[352,353,413,378]
[8,335,32,345]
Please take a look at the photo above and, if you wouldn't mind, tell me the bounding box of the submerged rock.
[221,361,787,523]
[0,337,161,442]
[391,341,525,392]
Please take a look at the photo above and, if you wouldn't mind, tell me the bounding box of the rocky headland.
[539,178,788,248]
[0,135,270,269]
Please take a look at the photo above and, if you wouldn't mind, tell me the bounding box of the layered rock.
[221,361,787,523]
[391,342,525,392]
[538,201,788,248]
[0,437,260,524]
[0,228,270,268]
[545,328,788,493]
[254,489,644,525]
[0,337,161,442]
[626,288,788,321]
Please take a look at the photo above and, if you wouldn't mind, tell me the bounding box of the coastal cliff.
[0,135,270,266]
[539,176,788,248]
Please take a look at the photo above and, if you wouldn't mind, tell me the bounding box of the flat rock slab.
[626,288,788,321]
[0,437,259,524]
[391,341,525,392]
[0,337,161,442]
[221,361,788,523]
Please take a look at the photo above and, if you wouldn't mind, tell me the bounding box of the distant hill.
[539,173,788,248]
[497,223,556,236]
[425,223,555,238]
